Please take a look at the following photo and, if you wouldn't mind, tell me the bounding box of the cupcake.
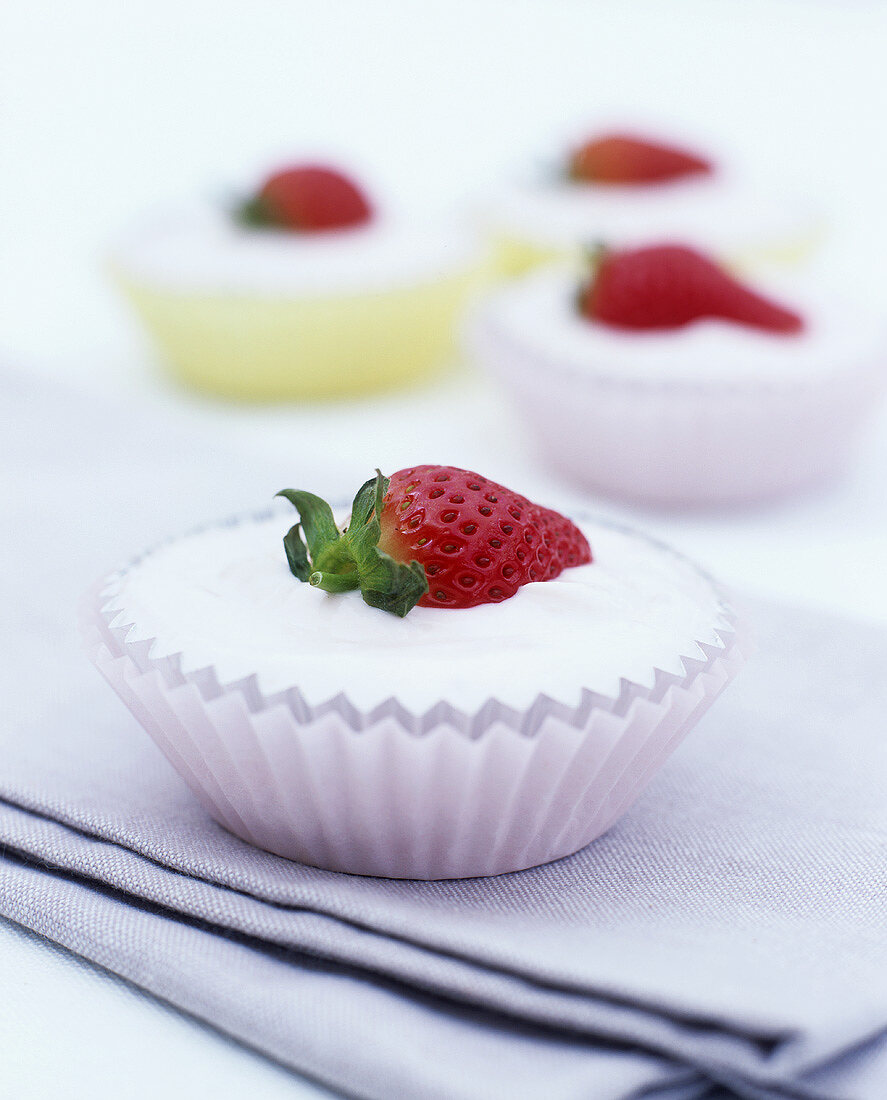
[83,466,743,880]
[114,164,486,400]
[470,245,887,507]
[488,131,821,277]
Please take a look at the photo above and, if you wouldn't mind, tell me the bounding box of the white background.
[2,1,887,1096]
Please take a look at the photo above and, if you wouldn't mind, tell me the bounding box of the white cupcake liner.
[81,520,744,880]
[471,314,887,507]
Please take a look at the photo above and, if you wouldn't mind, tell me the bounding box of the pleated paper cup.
[82,523,744,880]
[114,263,488,402]
[470,301,887,508]
[111,205,494,401]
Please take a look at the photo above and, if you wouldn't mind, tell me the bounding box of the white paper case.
[82,532,744,880]
[471,313,886,506]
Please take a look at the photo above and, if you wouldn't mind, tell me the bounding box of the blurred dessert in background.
[486,130,822,277]
[468,245,887,506]
[113,163,487,401]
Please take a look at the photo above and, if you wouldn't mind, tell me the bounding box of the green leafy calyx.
[576,241,609,314]
[235,194,281,229]
[275,472,428,618]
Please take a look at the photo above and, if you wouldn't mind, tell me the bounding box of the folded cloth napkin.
[2,367,886,1100]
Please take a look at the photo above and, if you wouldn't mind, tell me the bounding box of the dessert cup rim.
[107,204,488,299]
[84,509,740,739]
[472,293,885,397]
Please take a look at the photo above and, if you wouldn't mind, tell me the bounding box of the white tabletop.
[3,0,887,1095]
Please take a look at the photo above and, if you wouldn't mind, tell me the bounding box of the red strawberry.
[579,244,804,334]
[569,134,712,185]
[239,165,372,232]
[277,467,592,617]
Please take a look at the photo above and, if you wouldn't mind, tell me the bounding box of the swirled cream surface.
[113,203,481,295]
[103,512,730,713]
[474,268,887,384]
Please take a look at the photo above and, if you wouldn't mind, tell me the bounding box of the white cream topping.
[473,268,887,384]
[112,202,482,295]
[104,512,730,714]
[489,173,818,253]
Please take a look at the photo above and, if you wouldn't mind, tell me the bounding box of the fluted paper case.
[82,533,745,880]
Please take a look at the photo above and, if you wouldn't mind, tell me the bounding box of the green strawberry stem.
[576,242,609,312]
[276,471,429,618]
[309,570,359,592]
[584,241,608,274]
[235,194,277,229]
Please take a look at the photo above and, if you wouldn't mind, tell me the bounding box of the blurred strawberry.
[580,244,804,334]
[239,165,372,232]
[569,134,712,185]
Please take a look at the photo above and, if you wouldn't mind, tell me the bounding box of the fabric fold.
[0,800,780,1089]
[0,855,707,1100]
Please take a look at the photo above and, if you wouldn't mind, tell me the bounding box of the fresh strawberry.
[238,165,372,232]
[277,467,592,616]
[579,244,804,334]
[569,134,712,185]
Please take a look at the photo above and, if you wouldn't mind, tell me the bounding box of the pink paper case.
[469,294,886,507]
[82,520,745,880]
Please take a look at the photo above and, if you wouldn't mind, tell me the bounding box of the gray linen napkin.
[1,367,885,1100]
